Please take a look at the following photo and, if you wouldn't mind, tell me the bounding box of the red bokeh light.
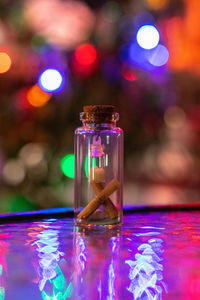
[121,66,137,81]
[75,44,97,65]
[188,105,200,132]
[15,88,33,111]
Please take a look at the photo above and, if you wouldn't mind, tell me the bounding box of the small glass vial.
[74,105,123,225]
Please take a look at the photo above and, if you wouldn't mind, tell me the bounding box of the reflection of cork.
[90,181,118,219]
[77,179,120,220]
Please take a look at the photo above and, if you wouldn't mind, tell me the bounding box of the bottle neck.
[82,122,117,130]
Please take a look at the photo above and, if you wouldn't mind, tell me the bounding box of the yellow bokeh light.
[0,52,12,73]
[27,84,52,107]
[146,0,168,10]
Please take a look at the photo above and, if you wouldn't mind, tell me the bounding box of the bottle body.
[74,123,123,225]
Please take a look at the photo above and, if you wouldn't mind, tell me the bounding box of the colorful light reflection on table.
[1,211,200,299]
[27,220,72,299]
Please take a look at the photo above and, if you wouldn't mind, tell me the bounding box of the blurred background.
[0,0,200,213]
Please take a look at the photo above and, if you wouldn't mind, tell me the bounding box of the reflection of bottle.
[74,105,123,225]
[73,226,121,299]
[126,238,167,300]
[28,220,72,299]
[107,236,119,300]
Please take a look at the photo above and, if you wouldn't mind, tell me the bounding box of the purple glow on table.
[1,211,200,299]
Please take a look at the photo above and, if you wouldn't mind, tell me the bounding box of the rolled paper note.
[90,181,118,219]
[77,178,120,220]
[90,167,105,183]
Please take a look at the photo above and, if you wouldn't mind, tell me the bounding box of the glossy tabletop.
[0,207,200,299]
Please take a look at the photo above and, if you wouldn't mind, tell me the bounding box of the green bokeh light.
[1,194,34,213]
[60,154,97,179]
[60,154,75,179]
[85,156,96,178]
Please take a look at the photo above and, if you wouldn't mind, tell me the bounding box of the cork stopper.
[81,105,118,124]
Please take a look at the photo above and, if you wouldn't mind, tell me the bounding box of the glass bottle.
[74,105,123,226]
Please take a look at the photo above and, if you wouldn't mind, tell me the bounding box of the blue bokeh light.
[128,42,154,71]
[145,44,169,67]
[129,43,146,65]
[136,25,160,50]
[38,68,64,92]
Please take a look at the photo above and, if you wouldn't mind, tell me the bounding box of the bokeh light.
[24,0,95,50]
[128,42,153,71]
[31,34,45,51]
[0,52,12,74]
[136,25,160,49]
[27,84,52,107]
[188,105,200,132]
[164,106,186,129]
[101,1,121,23]
[157,147,193,180]
[3,159,25,186]
[146,44,169,66]
[165,2,200,75]
[61,154,74,178]
[101,57,121,83]
[0,23,5,44]
[15,88,33,111]
[19,143,45,168]
[1,0,200,213]
[146,0,169,10]
[122,66,137,81]
[134,12,155,30]
[75,44,97,66]
[85,156,96,178]
[128,43,146,65]
[38,69,64,92]
[9,195,34,212]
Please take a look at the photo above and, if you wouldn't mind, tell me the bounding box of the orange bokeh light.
[146,0,168,10]
[27,84,52,107]
[165,0,200,75]
[0,52,12,74]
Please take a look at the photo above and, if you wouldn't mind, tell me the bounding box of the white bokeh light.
[136,25,160,50]
[3,159,25,186]
[147,44,169,66]
[19,143,45,168]
[24,0,95,50]
[39,68,63,92]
